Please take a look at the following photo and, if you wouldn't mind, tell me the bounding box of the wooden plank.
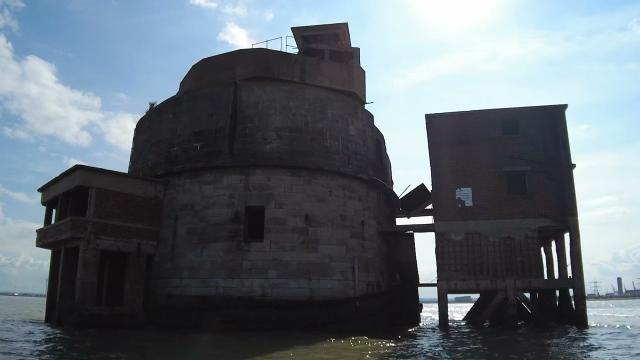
[437,286,448,329]
[418,282,437,287]
[380,224,435,233]
[396,208,434,218]
[438,278,575,293]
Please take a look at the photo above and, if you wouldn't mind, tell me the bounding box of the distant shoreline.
[586,296,640,301]
[419,297,640,304]
[0,293,46,298]
[3,294,639,302]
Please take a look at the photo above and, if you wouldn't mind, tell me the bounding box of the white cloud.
[0,8,18,30]
[222,2,247,17]
[572,141,640,285]
[97,112,139,151]
[0,37,100,145]
[112,92,130,107]
[1,125,30,140]
[0,0,24,31]
[629,17,640,34]
[569,123,594,142]
[594,245,640,286]
[392,34,565,89]
[582,205,631,219]
[190,0,247,16]
[0,184,38,203]
[0,0,25,7]
[263,9,274,22]
[392,5,640,91]
[189,0,218,9]
[216,21,253,49]
[582,195,617,207]
[62,156,85,168]
[0,33,138,151]
[0,202,49,292]
[404,0,504,36]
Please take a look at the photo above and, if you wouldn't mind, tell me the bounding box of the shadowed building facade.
[35,23,421,329]
[426,105,588,328]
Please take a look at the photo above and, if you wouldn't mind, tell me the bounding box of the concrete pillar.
[56,246,80,324]
[505,287,518,329]
[44,249,61,323]
[44,203,54,226]
[554,234,574,321]
[55,195,67,222]
[543,242,556,280]
[75,240,98,310]
[555,235,569,279]
[86,188,96,219]
[437,284,448,329]
[542,241,558,322]
[568,219,588,328]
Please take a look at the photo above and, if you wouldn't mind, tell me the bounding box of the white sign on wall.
[455,187,473,207]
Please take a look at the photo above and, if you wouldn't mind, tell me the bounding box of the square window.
[244,206,265,242]
[506,171,528,196]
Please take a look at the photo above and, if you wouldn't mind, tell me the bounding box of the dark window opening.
[501,118,520,135]
[96,251,128,307]
[44,200,57,226]
[244,206,265,243]
[67,187,89,217]
[506,171,528,196]
[56,187,89,222]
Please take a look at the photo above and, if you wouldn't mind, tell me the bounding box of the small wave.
[588,312,638,317]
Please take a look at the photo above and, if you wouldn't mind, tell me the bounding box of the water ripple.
[2,297,640,359]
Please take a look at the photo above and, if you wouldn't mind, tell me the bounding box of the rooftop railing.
[251,35,298,53]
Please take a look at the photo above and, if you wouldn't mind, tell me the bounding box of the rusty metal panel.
[399,183,432,216]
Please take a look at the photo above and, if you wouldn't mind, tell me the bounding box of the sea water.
[1,296,639,359]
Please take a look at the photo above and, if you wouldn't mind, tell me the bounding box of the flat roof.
[425,104,568,118]
[38,165,162,192]
[291,22,351,50]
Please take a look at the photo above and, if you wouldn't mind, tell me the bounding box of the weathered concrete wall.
[178,48,366,102]
[150,167,396,303]
[125,42,415,328]
[129,51,391,188]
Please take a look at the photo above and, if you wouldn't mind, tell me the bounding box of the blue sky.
[0,0,638,296]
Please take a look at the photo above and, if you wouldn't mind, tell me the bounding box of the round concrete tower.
[128,24,418,328]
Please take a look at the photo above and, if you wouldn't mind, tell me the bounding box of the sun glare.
[407,0,504,35]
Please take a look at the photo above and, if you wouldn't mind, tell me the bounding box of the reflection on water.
[1,296,639,359]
